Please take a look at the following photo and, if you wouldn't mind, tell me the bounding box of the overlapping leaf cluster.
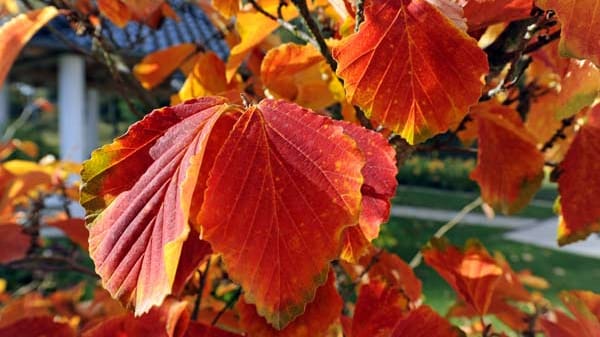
[2,0,600,336]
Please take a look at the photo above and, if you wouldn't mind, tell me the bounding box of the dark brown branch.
[355,0,365,31]
[247,0,315,45]
[541,116,575,152]
[6,256,98,278]
[192,259,212,321]
[415,145,478,155]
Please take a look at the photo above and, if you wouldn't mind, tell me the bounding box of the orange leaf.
[134,44,198,90]
[554,60,600,120]
[0,223,29,263]
[541,291,600,337]
[261,43,338,110]
[338,121,397,263]
[351,280,410,337]
[0,7,59,88]
[423,239,503,315]
[537,0,600,66]
[197,99,364,328]
[97,0,131,27]
[332,0,488,144]
[556,106,600,244]
[237,269,342,336]
[0,316,75,337]
[81,97,240,315]
[470,102,544,214]
[390,306,462,337]
[82,298,190,337]
[463,0,533,31]
[212,0,240,18]
[184,321,242,337]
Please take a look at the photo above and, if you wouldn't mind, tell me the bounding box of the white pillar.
[0,84,8,130]
[86,88,99,156]
[58,54,86,162]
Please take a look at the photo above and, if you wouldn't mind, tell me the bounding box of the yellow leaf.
[133,43,197,89]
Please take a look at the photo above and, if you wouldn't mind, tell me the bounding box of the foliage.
[2,0,600,336]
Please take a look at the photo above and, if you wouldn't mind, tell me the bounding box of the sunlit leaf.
[134,44,198,90]
[556,105,600,245]
[81,97,240,315]
[211,0,240,18]
[462,0,532,31]
[537,0,600,66]
[237,270,342,335]
[0,7,59,88]
[390,305,462,337]
[0,316,76,337]
[470,102,544,214]
[332,0,488,144]
[540,291,600,337]
[197,99,364,328]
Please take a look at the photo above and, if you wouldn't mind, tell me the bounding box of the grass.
[375,216,600,314]
[394,185,556,219]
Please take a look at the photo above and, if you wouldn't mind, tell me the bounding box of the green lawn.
[394,185,556,219]
[375,217,600,314]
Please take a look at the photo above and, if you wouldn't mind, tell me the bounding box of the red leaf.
[184,322,242,337]
[332,0,488,144]
[172,230,212,295]
[0,316,76,337]
[557,107,600,244]
[351,281,409,337]
[463,0,533,31]
[197,99,364,328]
[237,270,342,336]
[338,122,398,263]
[0,223,30,264]
[361,250,422,302]
[470,102,545,214]
[81,97,240,315]
[44,216,89,250]
[537,0,600,66]
[390,306,462,337]
[0,7,59,88]
[423,239,503,315]
[82,298,190,337]
[541,291,600,337]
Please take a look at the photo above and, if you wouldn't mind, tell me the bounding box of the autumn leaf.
[423,238,503,315]
[350,280,410,337]
[97,0,131,27]
[261,43,339,110]
[0,7,59,88]
[0,223,30,264]
[237,270,342,336]
[134,44,198,90]
[0,316,76,337]
[470,102,545,214]
[212,0,240,18]
[44,215,89,250]
[540,291,600,337]
[556,106,600,245]
[81,97,240,315]
[390,306,462,337]
[462,0,533,31]
[82,298,190,337]
[332,0,488,144]
[197,99,364,329]
[337,121,397,263]
[537,0,600,66]
[362,250,422,302]
[184,322,242,337]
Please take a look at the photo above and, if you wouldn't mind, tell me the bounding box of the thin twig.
[355,0,365,31]
[6,256,98,278]
[247,0,316,45]
[192,259,212,321]
[291,0,338,72]
[409,197,483,268]
[541,116,575,152]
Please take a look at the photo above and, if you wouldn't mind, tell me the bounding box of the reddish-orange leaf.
[537,0,600,66]
[81,97,240,315]
[184,321,242,337]
[198,99,364,329]
[390,306,462,337]
[423,239,503,315]
[211,0,239,18]
[541,291,600,337]
[0,7,59,88]
[0,223,30,263]
[338,121,397,262]
[556,108,600,244]
[261,43,339,110]
[97,0,131,27]
[44,215,89,250]
[82,298,190,337]
[134,44,198,90]
[0,316,76,337]
[470,102,545,214]
[237,270,342,336]
[123,0,165,22]
[351,280,409,337]
[463,0,532,31]
[360,250,422,302]
[553,60,600,120]
[332,0,488,144]
[172,230,212,295]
